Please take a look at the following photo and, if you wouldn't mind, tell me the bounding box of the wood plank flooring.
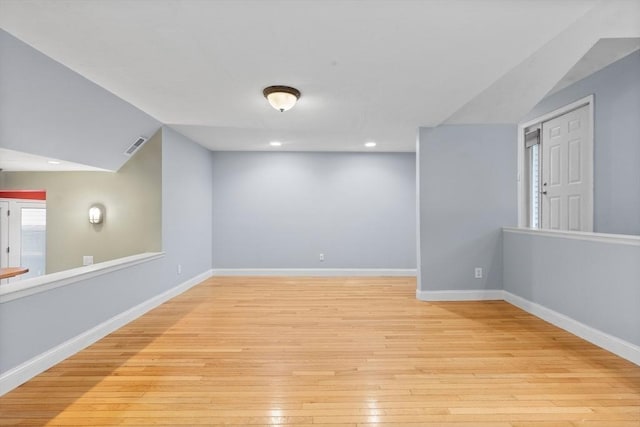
[1,276,639,426]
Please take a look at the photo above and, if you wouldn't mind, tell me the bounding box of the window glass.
[20,207,46,278]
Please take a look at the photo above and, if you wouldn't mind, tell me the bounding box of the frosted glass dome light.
[263,86,301,112]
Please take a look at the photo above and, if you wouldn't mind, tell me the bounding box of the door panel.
[568,139,581,184]
[569,118,581,132]
[568,195,582,231]
[549,197,561,229]
[549,144,561,186]
[541,104,592,231]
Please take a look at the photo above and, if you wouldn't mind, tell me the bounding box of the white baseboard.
[212,268,417,277]
[416,289,504,301]
[503,291,640,366]
[416,288,639,366]
[0,269,213,396]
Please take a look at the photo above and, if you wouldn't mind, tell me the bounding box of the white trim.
[517,94,594,228]
[0,201,8,271]
[517,122,526,227]
[0,252,165,303]
[0,268,213,396]
[212,268,417,277]
[504,291,640,366]
[503,226,640,247]
[416,289,504,301]
[415,287,640,366]
[520,95,595,134]
[415,130,423,298]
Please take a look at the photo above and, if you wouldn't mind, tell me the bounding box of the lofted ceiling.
[549,37,640,95]
[0,0,639,160]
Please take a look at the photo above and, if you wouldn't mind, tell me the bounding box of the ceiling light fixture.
[269,141,283,147]
[263,85,301,112]
[47,160,61,164]
[364,142,377,148]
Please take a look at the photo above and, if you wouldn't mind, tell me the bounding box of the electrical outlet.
[177,264,182,275]
[319,253,325,262]
[474,267,483,279]
[83,256,94,266]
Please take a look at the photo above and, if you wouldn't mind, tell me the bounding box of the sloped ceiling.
[445,0,640,124]
[0,30,161,171]
[0,0,639,163]
[548,37,640,96]
[0,147,108,172]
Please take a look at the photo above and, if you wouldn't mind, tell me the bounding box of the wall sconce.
[89,205,104,224]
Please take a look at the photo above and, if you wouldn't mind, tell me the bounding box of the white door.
[0,199,47,283]
[541,104,593,231]
[0,201,8,269]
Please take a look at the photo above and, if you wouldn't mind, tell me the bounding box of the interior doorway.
[0,194,47,284]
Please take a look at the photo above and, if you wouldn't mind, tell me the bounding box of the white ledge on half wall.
[0,252,165,303]
[503,226,640,246]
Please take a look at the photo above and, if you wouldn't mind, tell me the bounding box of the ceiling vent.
[124,136,148,156]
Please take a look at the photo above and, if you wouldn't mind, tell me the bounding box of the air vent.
[124,136,148,156]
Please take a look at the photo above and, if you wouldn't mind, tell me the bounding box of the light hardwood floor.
[1,277,639,426]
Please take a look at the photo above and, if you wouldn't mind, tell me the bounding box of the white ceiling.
[0,0,637,157]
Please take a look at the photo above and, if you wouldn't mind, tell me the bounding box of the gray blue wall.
[0,127,213,375]
[162,127,214,278]
[418,125,517,291]
[499,51,640,354]
[211,152,416,269]
[503,229,640,347]
[524,50,640,236]
[0,29,160,171]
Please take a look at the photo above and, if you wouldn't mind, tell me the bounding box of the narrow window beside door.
[524,127,540,229]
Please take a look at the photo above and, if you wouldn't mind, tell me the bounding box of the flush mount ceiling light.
[269,141,283,147]
[364,141,377,148]
[263,85,301,112]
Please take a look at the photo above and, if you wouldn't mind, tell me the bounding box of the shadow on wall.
[0,130,162,274]
[1,285,190,420]
[435,300,639,389]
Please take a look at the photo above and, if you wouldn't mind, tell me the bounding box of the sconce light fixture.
[89,205,103,224]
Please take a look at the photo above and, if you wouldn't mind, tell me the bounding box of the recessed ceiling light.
[364,142,377,148]
[269,141,283,147]
[48,160,61,164]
